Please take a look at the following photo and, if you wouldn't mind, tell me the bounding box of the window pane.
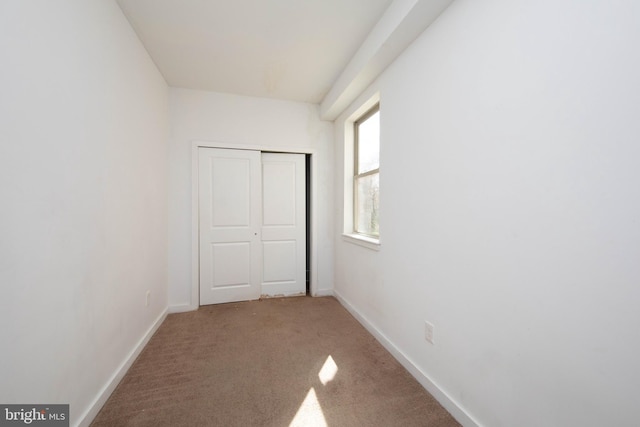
[356,172,379,236]
[357,111,380,174]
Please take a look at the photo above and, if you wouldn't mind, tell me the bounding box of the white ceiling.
[116,0,394,104]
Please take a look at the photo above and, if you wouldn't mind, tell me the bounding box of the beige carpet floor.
[91,296,460,427]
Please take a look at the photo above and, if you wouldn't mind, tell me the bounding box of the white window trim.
[343,93,380,249]
[342,233,381,251]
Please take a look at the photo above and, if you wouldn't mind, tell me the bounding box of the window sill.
[342,233,380,251]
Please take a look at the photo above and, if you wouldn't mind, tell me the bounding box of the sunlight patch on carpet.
[289,387,327,427]
[318,355,338,385]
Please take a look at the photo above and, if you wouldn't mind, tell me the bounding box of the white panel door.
[261,152,306,297]
[199,148,262,305]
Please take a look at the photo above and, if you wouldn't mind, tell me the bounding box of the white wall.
[0,1,168,425]
[168,88,334,309]
[334,0,640,426]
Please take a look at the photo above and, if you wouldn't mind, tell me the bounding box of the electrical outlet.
[146,291,151,307]
[424,321,435,344]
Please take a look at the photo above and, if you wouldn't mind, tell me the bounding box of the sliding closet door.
[261,152,306,297]
[199,148,262,305]
[199,148,306,305]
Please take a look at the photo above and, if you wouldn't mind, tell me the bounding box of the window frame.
[353,103,380,239]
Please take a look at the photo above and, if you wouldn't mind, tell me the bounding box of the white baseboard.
[311,289,334,297]
[168,303,198,313]
[333,290,480,427]
[76,308,168,427]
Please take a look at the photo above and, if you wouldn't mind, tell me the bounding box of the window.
[354,104,380,238]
